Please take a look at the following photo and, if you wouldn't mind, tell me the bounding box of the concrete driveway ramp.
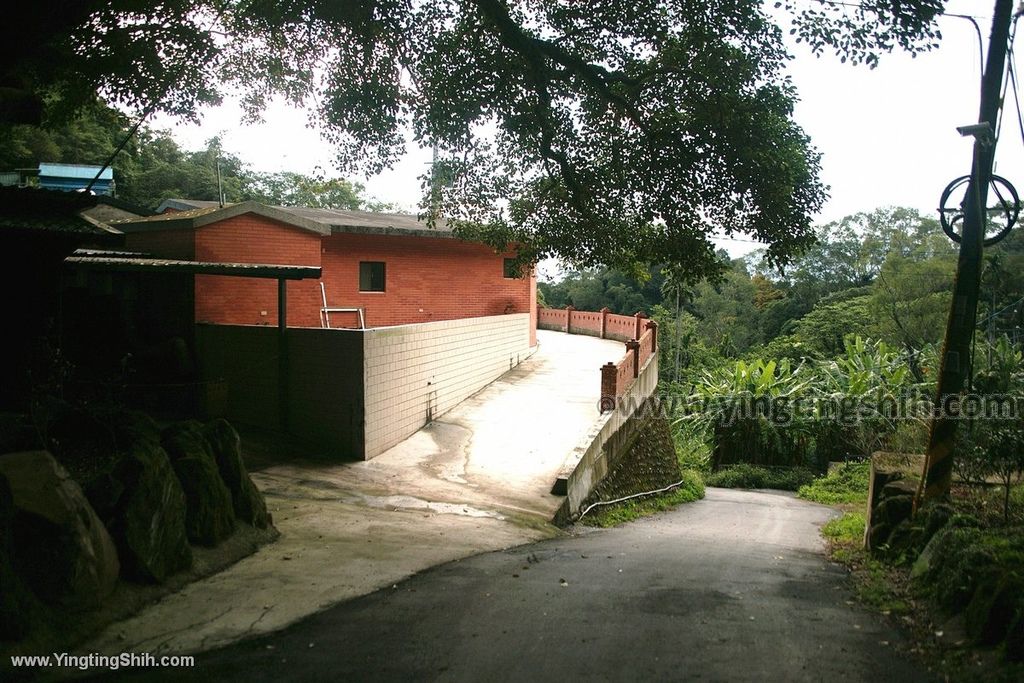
[80,330,624,656]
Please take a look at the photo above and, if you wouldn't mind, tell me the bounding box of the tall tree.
[0,99,386,211]
[0,1,948,275]
[245,172,369,210]
[692,258,761,354]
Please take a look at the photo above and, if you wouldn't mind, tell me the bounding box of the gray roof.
[65,254,321,280]
[0,186,121,240]
[140,199,453,239]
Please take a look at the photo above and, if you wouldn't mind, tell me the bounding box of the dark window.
[359,261,386,292]
[503,258,520,279]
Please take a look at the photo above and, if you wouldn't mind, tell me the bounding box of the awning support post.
[278,278,288,432]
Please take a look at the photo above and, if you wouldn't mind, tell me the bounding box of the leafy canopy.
[0,99,382,211]
[2,1,947,273]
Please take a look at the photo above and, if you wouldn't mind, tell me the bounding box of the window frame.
[359,261,387,293]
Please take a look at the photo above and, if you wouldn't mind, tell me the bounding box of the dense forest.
[0,100,389,212]
[543,207,1024,483]
[542,206,1024,383]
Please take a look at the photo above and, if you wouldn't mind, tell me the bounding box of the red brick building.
[113,200,537,345]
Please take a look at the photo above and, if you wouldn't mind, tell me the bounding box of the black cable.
[995,22,1017,146]
[807,0,990,22]
[1007,26,1024,149]
[85,115,148,193]
[84,10,228,193]
[945,13,986,82]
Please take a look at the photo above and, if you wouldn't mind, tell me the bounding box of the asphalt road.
[109,488,934,682]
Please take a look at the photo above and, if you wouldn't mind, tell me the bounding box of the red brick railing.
[538,306,657,412]
[538,306,650,342]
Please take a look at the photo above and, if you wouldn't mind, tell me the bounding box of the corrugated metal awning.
[65,255,321,280]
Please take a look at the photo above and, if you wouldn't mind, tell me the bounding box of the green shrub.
[691,358,817,469]
[883,419,929,454]
[822,511,867,542]
[678,336,924,473]
[672,417,712,472]
[705,463,816,491]
[797,461,871,505]
[581,469,705,527]
[919,527,1024,612]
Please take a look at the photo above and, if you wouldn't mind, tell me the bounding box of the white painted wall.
[362,314,531,458]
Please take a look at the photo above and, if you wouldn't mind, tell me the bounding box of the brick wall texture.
[127,213,537,345]
[125,228,195,260]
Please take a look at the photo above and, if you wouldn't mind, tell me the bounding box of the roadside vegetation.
[548,206,1024,677]
[705,464,815,491]
[815,472,1024,680]
[797,462,871,505]
[580,470,705,528]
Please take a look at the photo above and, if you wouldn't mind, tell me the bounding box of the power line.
[978,293,1024,324]
[709,235,763,245]
[795,0,991,23]
[85,10,228,193]
[995,23,1014,146]
[944,12,986,85]
[1007,20,1024,149]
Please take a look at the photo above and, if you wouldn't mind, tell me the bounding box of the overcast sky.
[152,1,1024,261]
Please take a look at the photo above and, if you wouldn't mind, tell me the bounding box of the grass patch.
[704,463,816,491]
[797,461,870,505]
[822,511,911,615]
[822,511,866,542]
[581,470,705,528]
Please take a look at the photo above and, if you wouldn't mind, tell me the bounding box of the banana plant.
[820,335,911,397]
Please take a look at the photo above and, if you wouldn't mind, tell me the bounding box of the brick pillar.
[626,339,640,378]
[634,311,648,340]
[600,362,618,412]
[565,305,574,334]
[646,319,658,354]
[599,307,610,339]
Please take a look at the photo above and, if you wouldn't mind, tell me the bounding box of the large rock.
[911,529,943,581]
[863,452,925,551]
[110,440,192,582]
[163,422,234,546]
[202,419,269,529]
[1007,611,1024,662]
[0,451,119,609]
[46,408,191,584]
[965,573,1023,645]
[884,518,924,559]
[0,472,43,640]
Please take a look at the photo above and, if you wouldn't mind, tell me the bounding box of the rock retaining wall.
[0,409,275,654]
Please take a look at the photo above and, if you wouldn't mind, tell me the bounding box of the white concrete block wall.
[362,313,531,458]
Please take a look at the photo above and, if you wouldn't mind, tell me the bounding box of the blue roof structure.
[36,163,113,195]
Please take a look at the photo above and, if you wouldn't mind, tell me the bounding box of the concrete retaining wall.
[195,324,281,428]
[554,353,660,523]
[195,324,365,457]
[363,314,531,458]
[196,314,531,460]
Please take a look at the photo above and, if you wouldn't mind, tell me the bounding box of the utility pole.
[216,159,225,208]
[921,0,1014,503]
[427,144,439,214]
